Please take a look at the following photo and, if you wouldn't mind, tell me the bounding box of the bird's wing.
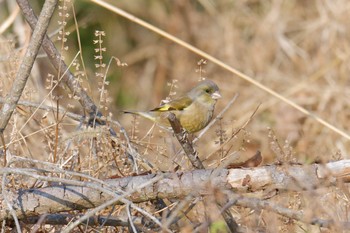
[151,96,193,112]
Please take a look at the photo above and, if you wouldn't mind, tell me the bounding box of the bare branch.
[2,160,348,229]
[0,0,57,132]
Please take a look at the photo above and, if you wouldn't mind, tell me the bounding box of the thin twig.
[2,173,21,233]
[127,203,138,233]
[162,195,195,229]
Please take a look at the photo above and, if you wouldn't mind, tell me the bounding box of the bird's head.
[189,80,221,105]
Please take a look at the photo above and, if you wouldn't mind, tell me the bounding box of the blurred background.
[1,0,350,166]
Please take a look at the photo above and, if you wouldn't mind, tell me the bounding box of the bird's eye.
[205,89,210,93]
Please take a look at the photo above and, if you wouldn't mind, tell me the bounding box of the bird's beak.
[211,91,221,100]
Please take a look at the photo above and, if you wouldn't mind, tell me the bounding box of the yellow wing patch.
[151,96,193,112]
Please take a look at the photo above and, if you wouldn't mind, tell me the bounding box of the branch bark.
[1,160,349,227]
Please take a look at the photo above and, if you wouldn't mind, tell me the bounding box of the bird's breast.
[176,101,215,133]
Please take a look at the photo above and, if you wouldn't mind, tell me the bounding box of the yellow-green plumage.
[124,80,221,133]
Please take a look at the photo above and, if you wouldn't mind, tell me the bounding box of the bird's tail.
[123,110,157,122]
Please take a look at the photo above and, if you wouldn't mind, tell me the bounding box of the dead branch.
[16,0,103,126]
[1,160,349,228]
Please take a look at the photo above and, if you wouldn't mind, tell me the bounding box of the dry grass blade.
[0,5,20,34]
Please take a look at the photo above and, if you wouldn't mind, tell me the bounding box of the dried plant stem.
[91,0,350,141]
[126,203,138,232]
[0,4,20,34]
[204,103,260,161]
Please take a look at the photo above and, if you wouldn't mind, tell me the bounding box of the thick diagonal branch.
[16,0,102,122]
[0,0,57,133]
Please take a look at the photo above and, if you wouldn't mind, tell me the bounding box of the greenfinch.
[124,80,221,133]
